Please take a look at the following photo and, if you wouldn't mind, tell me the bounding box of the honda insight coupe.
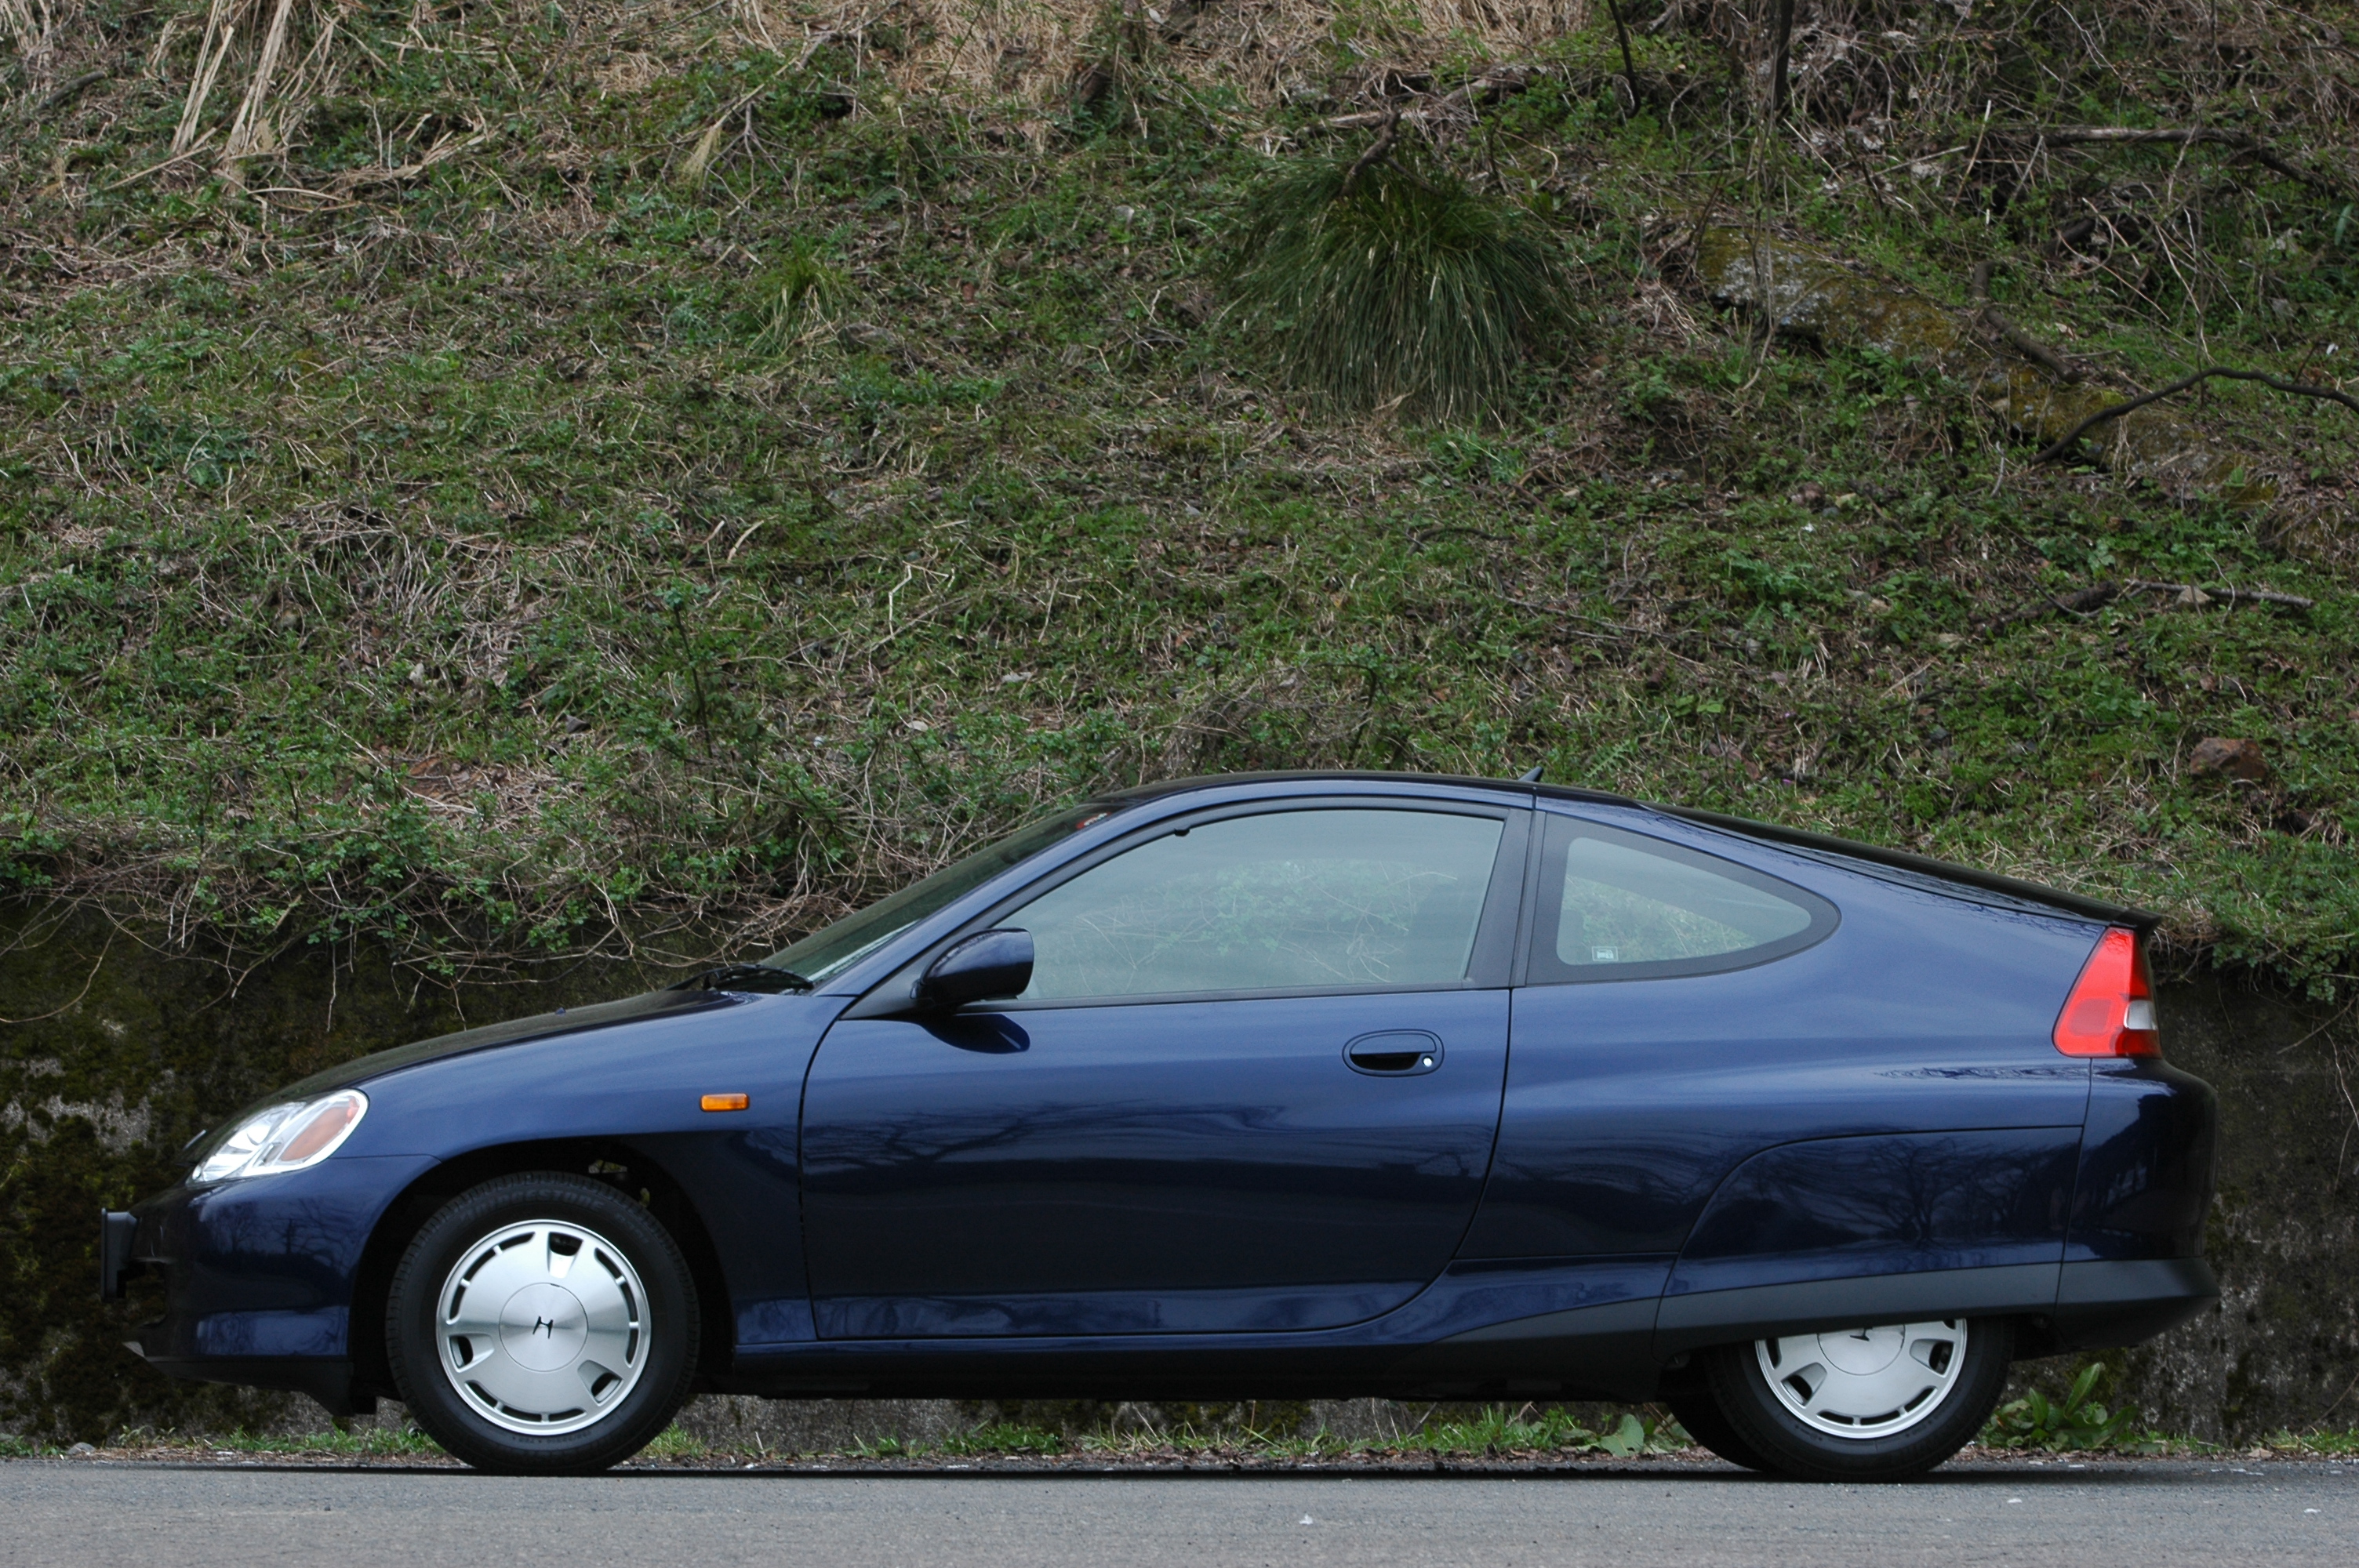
[104,771,2216,1479]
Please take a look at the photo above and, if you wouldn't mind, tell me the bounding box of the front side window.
[1007,808,1507,1002]
[1528,815,1834,983]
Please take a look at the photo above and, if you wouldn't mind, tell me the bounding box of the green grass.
[636,1424,709,1459]
[2265,1428,2359,1457]
[1,9,2356,996]
[38,1410,2359,1463]
[95,1425,447,1457]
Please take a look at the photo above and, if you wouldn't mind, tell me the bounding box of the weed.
[637,1425,709,1459]
[940,1424,1068,1455]
[2266,1428,2359,1457]
[1983,1363,2150,1453]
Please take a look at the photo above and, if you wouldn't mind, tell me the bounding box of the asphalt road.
[4,1457,2352,1566]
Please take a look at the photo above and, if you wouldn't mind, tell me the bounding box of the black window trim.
[846,796,1532,1017]
[1518,811,1839,986]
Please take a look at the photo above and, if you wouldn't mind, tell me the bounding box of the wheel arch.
[347,1138,737,1401]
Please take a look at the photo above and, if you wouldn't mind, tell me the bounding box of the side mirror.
[914,929,1034,1011]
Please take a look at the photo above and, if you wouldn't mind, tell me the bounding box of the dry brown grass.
[777,0,1587,106]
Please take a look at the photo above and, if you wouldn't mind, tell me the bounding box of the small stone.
[2189,736,2268,782]
[67,1442,95,1455]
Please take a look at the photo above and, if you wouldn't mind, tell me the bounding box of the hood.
[179,987,738,1164]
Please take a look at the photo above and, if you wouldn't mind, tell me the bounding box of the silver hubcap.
[1756,1319,1968,1439]
[436,1220,649,1436]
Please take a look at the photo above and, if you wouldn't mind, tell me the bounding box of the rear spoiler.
[1653,804,2165,934]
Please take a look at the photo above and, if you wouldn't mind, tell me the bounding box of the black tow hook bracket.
[99,1210,139,1301]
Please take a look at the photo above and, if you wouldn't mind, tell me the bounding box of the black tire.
[1703,1316,2014,1483]
[387,1172,699,1475]
[1665,1389,1772,1472]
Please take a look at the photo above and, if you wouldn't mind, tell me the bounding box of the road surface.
[3,1456,2350,1566]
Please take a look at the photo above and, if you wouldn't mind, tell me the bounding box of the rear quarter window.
[1525,815,1837,984]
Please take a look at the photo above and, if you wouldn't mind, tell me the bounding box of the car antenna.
[1517,764,1544,783]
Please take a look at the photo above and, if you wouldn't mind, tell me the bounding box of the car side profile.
[104,771,2218,1479]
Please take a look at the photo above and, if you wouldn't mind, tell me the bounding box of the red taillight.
[2053,927,2160,1058]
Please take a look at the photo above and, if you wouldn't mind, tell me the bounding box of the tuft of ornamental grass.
[1223,154,1572,424]
[751,235,851,352]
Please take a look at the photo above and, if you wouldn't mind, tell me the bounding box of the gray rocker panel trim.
[1649,1263,2066,1357]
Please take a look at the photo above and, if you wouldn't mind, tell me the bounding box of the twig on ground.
[2122,579,2314,611]
[1325,67,1535,131]
[1979,307,2082,383]
[100,129,218,191]
[1989,578,2314,628]
[38,69,106,111]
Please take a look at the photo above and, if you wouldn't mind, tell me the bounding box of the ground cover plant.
[5,0,2359,1442]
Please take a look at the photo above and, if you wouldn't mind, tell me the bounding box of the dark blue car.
[104,771,2216,1479]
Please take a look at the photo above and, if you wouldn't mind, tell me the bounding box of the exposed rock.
[2188,736,2269,782]
[671,1396,965,1454]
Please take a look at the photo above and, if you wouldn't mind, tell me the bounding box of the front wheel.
[1701,1316,2013,1482]
[386,1172,700,1474]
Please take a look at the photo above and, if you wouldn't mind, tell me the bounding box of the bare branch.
[1994,125,2348,199]
[2032,367,2359,464]
[1337,104,1400,198]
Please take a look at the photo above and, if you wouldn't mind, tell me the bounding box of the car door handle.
[1343,1031,1443,1076]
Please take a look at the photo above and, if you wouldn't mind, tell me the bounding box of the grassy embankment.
[4,2,2357,990]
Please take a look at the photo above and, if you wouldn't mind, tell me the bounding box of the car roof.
[1092,770,2160,933]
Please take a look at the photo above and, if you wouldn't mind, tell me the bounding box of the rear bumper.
[2052,1256,2217,1348]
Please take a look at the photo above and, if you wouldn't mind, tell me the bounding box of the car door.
[800,799,1528,1338]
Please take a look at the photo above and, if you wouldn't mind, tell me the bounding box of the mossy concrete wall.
[2114,971,2359,1437]
[4,905,2352,1443]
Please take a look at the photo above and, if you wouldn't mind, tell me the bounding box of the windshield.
[761,803,1118,984]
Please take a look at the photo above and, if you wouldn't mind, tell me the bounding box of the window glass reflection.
[1554,834,1813,967]
[1013,810,1504,1000]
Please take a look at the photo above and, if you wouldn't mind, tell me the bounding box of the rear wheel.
[1702,1316,2012,1482]
[1664,1388,1771,1471]
[387,1172,699,1474]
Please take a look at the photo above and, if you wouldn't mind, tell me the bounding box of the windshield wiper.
[671,964,815,995]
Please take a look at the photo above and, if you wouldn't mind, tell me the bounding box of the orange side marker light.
[700,1093,750,1112]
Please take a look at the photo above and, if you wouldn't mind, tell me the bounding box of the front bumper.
[115,1154,438,1414]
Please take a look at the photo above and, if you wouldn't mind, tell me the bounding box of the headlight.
[193,1090,369,1182]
